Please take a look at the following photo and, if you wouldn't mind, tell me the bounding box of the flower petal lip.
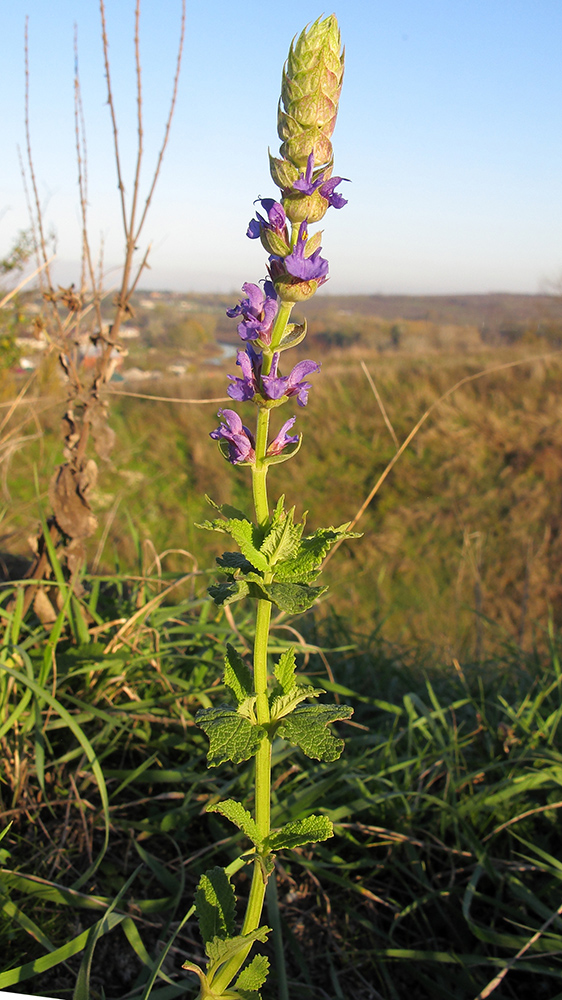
[226,347,263,401]
[283,223,329,281]
[246,218,262,239]
[261,357,320,407]
[267,416,300,455]
[210,408,256,464]
[226,281,279,344]
[247,199,287,240]
[318,176,349,208]
[290,152,349,209]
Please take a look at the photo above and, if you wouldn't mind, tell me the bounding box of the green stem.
[252,299,295,528]
[209,597,272,995]
[252,409,271,529]
[267,874,290,1000]
[267,299,295,361]
[211,295,298,995]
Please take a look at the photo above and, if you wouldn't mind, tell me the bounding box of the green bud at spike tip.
[276,14,344,171]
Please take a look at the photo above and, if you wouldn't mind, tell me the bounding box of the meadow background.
[3,288,562,1000]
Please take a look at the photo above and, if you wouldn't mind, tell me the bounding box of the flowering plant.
[184,16,358,998]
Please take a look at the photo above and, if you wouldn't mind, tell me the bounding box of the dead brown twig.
[16,1,186,618]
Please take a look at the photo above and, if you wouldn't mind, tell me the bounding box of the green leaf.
[260,504,302,566]
[236,953,270,991]
[262,581,327,614]
[206,927,271,979]
[224,644,253,705]
[196,707,266,766]
[278,322,307,353]
[197,517,231,534]
[269,685,321,722]
[195,867,236,948]
[208,580,250,607]
[265,815,334,851]
[216,552,255,574]
[207,799,261,848]
[227,519,269,572]
[274,524,363,583]
[257,853,276,881]
[203,495,250,521]
[199,506,268,574]
[277,703,354,761]
[274,647,297,694]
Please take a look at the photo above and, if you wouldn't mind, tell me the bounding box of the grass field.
[5,336,562,655]
[2,574,562,999]
[1,318,562,998]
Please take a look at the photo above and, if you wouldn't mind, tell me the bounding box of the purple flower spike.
[292,152,349,209]
[226,281,279,344]
[227,345,263,401]
[210,408,256,465]
[262,355,321,407]
[267,416,299,456]
[284,222,329,282]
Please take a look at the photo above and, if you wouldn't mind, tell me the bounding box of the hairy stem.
[251,299,295,527]
[210,597,272,994]
[212,296,302,991]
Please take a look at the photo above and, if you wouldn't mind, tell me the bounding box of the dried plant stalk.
[19,1,186,617]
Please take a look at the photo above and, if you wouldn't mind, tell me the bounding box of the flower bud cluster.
[272,14,347,226]
[211,14,348,466]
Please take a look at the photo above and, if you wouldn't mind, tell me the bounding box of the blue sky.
[1,1,561,295]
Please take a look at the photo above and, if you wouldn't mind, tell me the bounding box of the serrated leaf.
[206,927,271,982]
[216,551,255,574]
[262,581,327,614]
[236,953,270,991]
[227,519,269,572]
[257,852,275,881]
[207,799,261,847]
[260,505,302,566]
[197,517,230,534]
[277,703,354,761]
[204,495,250,521]
[195,706,266,766]
[270,494,285,525]
[274,524,363,583]
[209,580,250,606]
[237,696,258,721]
[274,647,297,694]
[224,644,253,705]
[195,867,235,948]
[265,815,334,851]
[269,685,321,721]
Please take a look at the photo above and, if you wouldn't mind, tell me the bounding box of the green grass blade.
[0,912,125,988]
[0,661,110,888]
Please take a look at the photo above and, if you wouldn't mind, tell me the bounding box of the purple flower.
[247,199,288,240]
[262,354,320,407]
[227,345,263,401]
[283,222,329,282]
[267,417,299,456]
[293,153,349,209]
[210,408,256,465]
[226,281,279,344]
